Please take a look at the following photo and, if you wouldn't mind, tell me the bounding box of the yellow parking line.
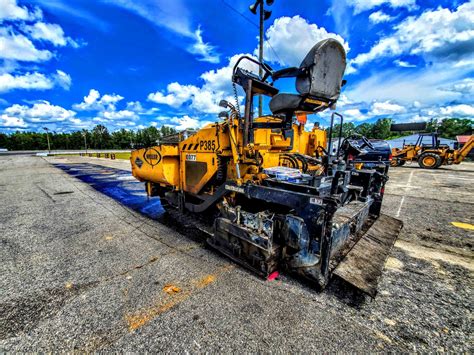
[451,222,474,231]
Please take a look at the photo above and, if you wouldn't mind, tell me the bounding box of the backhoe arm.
[454,136,474,164]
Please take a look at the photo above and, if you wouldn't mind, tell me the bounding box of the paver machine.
[130,39,403,296]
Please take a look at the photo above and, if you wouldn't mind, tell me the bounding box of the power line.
[221,0,258,28]
[264,36,283,64]
[220,0,283,65]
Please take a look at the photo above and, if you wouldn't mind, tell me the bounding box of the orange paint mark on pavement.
[125,265,233,331]
[163,284,181,294]
[195,274,216,288]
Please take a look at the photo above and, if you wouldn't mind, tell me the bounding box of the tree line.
[331,118,472,140]
[0,118,471,151]
[0,124,177,151]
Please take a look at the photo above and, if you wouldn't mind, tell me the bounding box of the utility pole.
[258,3,264,118]
[82,129,88,153]
[249,0,274,117]
[43,127,51,153]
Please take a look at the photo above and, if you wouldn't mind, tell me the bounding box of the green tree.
[354,123,373,137]
[437,118,473,139]
[136,126,161,147]
[0,133,7,149]
[160,125,176,137]
[371,118,392,139]
[68,130,86,150]
[111,129,134,149]
[425,118,438,133]
[331,122,356,138]
[91,124,110,149]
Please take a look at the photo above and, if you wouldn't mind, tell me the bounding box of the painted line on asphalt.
[395,170,414,218]
[395,196,405,218]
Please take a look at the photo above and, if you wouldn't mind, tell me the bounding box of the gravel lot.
[1,155,472,352]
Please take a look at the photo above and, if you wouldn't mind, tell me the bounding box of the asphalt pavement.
[0,154,472,352]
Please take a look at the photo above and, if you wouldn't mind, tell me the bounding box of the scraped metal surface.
[333,214,403,297]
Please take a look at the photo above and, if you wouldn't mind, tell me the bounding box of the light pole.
[43,127,51,153]
[97,125,106,150]
[82,129,88,153]
[249,0,273,117]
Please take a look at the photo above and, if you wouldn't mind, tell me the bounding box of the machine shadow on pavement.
[53,161,373,304]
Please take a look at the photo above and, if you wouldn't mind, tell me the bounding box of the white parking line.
[396,196,405,218]
[438,175,472,180]
[407,170,414,185]
[395,170,414,218]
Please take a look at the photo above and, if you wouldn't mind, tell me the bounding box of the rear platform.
[333,214,403,297]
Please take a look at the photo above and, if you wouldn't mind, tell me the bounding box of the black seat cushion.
[269,93,303,114]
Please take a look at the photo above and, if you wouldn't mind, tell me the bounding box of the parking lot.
[1,154,472,352]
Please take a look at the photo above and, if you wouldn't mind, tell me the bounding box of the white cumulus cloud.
[349,1,474,72]
[370,100,406,116]
[4,100,76,123]
[346,61,472,106]
[169,115,202,130]
[393,59,416,67]
[369,11,394,24]
[342,108,366,122]
[439,104,474,117]
[0,114,27,128]
[147,16,350,118]
[73,89,140,123]
[102,109,138,120]
[126,101,144,113]
[0,27,52,62]
[0,69,71,93]
[23,22,79,48]
[148,53,258,114]
[261,16,349,67]
[74,89,124,111]
[440,78,474,95]
[0,0,42,22]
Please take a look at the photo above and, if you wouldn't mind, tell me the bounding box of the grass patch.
[112,152,131,160]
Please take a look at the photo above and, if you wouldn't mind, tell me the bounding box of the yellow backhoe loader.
[130,39,402,296]
[391,133,474,169]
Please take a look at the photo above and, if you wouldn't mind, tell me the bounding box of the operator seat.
[269,38,347,116]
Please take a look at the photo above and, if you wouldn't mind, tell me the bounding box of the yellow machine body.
[131,116,327,196]
[128,39,404,296]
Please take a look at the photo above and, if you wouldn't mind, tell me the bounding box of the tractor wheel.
[398,160,406,166]
[418,152,442,169]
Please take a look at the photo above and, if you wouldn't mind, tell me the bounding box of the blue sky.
[0,0,473,132]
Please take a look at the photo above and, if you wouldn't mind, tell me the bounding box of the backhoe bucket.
[333,214,403,297]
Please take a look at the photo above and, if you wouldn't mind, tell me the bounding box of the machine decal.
[309,197,323,205]
[186,154,197,161]
[134,157,143,168]
[199,140,216,151]
[225,185,245,193]
[143,148,162,167]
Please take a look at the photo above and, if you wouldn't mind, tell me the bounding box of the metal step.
[333,214,403,297]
